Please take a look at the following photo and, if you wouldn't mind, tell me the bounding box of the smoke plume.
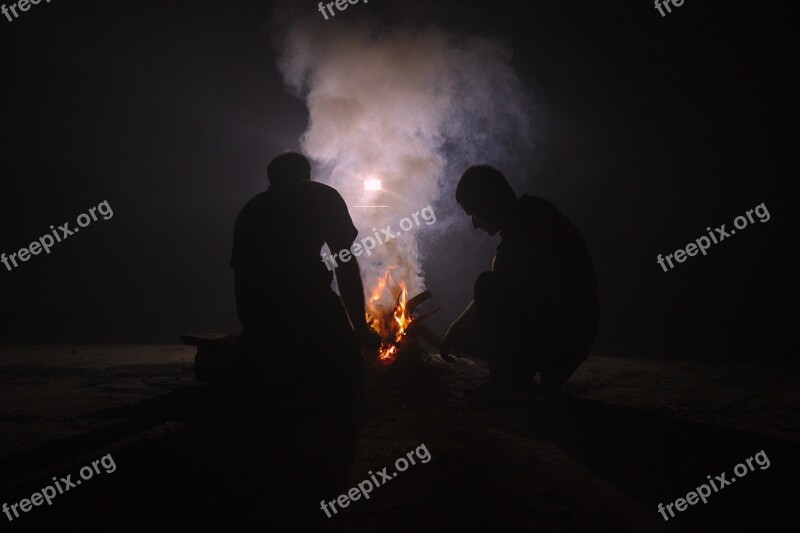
[276,16,534,305]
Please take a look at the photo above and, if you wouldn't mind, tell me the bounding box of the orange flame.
[365,268,412,363]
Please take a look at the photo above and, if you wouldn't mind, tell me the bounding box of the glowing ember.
[365,268,412,363]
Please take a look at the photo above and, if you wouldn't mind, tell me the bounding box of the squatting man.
[440,165,599,396]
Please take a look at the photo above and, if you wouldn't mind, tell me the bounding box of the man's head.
[456,165,517,235]
[268,152,312,188]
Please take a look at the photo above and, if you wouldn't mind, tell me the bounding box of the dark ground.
[1,346,798,531]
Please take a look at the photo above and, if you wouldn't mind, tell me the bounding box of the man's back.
[231,180,358,313]
[494,194,598,330]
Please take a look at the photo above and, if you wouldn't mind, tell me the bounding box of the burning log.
[365,270,440,365]
[406,290,432,314]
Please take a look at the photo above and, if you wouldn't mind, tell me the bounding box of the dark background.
[0,0,795,361]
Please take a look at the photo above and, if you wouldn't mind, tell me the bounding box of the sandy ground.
[0,346,798,531]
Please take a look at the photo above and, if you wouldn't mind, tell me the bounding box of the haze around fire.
[276,16,534,305]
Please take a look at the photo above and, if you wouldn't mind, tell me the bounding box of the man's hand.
[440,318,467,363]
[441,301,477,363]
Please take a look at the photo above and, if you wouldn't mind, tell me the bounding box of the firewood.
[409,307,441,325]
[406,290,433,314]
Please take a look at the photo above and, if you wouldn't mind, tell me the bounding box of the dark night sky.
[0,0,795,361]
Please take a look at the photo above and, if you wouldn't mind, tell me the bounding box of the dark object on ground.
[181,333,238,385]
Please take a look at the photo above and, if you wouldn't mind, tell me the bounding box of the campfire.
[365,268,440,364]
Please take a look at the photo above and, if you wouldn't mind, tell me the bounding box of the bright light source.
[364,179,382,191]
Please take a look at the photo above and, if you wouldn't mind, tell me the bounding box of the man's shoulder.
[243,190,270,207]
[300,180,345,200]
[518,194,555,209]
[237,182,341,211]
[298,181,351,217]
[266,180,346,205]
[514,194,576,233]
[236,191,270,220]
[516,194,562,219]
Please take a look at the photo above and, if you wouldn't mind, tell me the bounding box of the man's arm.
[440,300,476,362]
[334,256,381,349]
[321,186,380,348]
[453,300,476,328]
[335,257,367,330]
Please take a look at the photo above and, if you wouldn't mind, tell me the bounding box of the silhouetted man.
[441,165,599,394]
[231,152,377,398]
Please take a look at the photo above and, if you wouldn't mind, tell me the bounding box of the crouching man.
[440,165,599,395]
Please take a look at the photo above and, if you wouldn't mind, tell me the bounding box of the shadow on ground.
[2,357,798,531]
[483,394,800,530]
[1,385,364,531]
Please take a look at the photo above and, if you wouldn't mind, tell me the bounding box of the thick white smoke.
[277,18,533,305]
